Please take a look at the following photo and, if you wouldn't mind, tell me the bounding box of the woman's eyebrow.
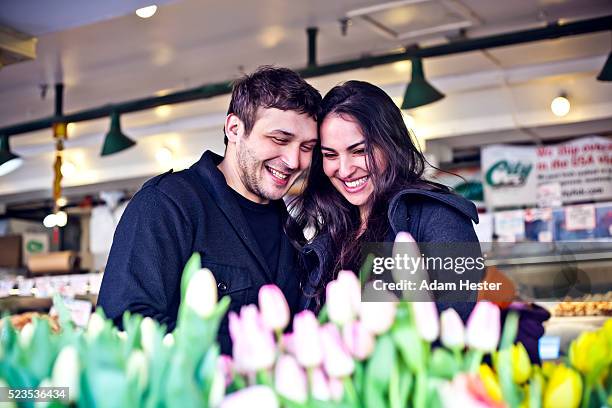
[347,140,365,150]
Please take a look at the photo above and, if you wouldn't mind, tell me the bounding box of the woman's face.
[320,114,381,208]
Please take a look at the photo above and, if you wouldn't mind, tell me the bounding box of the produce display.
[553,292,612,317]
[1,247,611,407]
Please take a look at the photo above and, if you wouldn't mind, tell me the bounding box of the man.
[97,66,321,354]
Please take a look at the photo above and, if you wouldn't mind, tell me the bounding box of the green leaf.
[391,321,424,373]
[495,349,521,408]
[529,371,543,408]
[429,348,459,380]
[359,253,376,284]
[499,312,519,350]
[412,372,427,408]
[364,335,395,408]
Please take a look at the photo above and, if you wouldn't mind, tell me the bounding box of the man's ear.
[224,113,244,144]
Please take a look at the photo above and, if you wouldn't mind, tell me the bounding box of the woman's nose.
[338,156,354,178]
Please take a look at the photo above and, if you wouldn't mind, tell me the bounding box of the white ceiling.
[0,0,611,200]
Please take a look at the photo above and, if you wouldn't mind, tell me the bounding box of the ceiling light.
[155,105,172,118]
[55,211,68,227]
[61,160,76,177]
[0,134,23,176]
[597,52,612,81]
[136,5,158,18]
[551,94,570,117]
[43,213,57,228]
[56,196,68,207]
[101,112,136,156]
[401,58,445,110]
[155,146,173,165]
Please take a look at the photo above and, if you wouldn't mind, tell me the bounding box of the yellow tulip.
[511,342,532,384]
[479,364,504,403]
[543,365,582,408]
[569,331,609,374]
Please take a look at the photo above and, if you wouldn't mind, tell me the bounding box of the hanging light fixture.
[0,134,23,176]
[597,52,612,81]
[401,57,445,110]
[101,111,136,156]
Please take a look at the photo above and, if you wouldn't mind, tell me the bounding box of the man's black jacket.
[97,151,302,354]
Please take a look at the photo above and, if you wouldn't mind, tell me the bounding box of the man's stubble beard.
[236,141,278,201]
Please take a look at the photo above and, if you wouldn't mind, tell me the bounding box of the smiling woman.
[289,81,484,321]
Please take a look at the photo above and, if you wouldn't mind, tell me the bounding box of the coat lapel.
[191,151,274,282]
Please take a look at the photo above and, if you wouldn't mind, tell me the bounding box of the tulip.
[117,331,128,341]
[52,345,79,403]
[184,268,217,318]
[478,364,504,403]
[466,302,500,352]
[274,355,308,403]
[19,322,34,348]
[359,285,397,335]
[310,368,331,401]
[440,373,506,408]
[86,313,105,341]
[126,350,148,390]
[258,285,290,331]
[326,270,360,325]
[292,310,323,368]
[510,342,532,384]
[569,330,609,375]
[220,385,279,408]
[217,355,234,387]
[281,333,296,356]
[162,332,175,348]
[329,377,345,402]
[140,317,157,355]
[440,308,465,349]
[412,302,439,342]
[320,323,355,378]
[342,321,375,360]
[229,305,276,373]
[543,365,582,408]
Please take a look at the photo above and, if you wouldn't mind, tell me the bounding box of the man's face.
[234,108,318,202]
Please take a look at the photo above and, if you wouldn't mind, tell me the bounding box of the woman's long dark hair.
[287,80,446,306]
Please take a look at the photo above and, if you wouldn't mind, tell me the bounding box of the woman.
[288,80,483,321]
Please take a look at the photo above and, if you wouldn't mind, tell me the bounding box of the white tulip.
[162,332,175,348]
[52,346,79,403]
[208,364,226,408]
[185,268,217,318]
[19,322,35,348]
[140,317,156,355]
[126,350,148,390]
[86,313,105,341]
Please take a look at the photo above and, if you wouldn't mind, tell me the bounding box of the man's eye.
[301,145,314,152]
[273,137,288,144]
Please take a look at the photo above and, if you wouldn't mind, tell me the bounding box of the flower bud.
[274,354,307,403]
[52,346,80,403]
[466,302,500,352]
[342,321,375,360]
[440,308,465,349]
[320,323,355,378]
[258,285,290,331]
[412,302,439,342]
[292,310,323,368]
[185,268,217,318]
[220,385,279,408]
[126,350,148,390]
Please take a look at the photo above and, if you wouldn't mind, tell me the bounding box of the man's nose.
[282,145,300,171]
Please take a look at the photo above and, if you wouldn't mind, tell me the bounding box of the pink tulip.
[439,373,506,408]
[220,385,279,408]
[359,285,397,335]
[342,321,375,360]
[320,323,355,378]
[466,302,500,352]
[274,355,308,403]
[258,285,290,331]
[326,270,361,325]
[412,302,440,342]
[329,377,345,402]
[281,332,296,355]
[217,355,234,387]
[440,308,465,349]
[292,310,323,368]
[310,368,331,401]
[229,305,276,373]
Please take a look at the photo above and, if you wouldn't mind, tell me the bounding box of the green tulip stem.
[595,382,607,406]
[275,329,283,352]
[343,376,359,408]
[580,377,592,408]
[452,347,463,368]
[466,350,484,373]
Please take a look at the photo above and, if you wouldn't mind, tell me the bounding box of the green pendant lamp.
[597,52,612,81]
[0,134,23,176]
[401,57,445,110]
[101,111,136,156]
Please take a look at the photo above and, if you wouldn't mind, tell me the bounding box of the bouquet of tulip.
[0,253,231,407]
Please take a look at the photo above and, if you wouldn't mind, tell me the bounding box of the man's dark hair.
[224,65,321,145]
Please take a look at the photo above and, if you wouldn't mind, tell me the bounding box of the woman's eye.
[322,153,337,159]
[353,149,365,155]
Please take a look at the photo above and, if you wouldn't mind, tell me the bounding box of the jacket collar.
[190,150,289,282]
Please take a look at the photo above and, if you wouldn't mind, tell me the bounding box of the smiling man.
[98,66,321,354]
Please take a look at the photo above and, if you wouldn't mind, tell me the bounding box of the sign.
[482,136,612,209]
[22,233,49,265]
[565,204,596,231]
